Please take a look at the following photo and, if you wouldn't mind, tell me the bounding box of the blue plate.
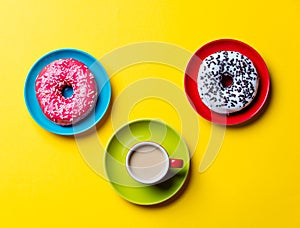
[24,49,111,135]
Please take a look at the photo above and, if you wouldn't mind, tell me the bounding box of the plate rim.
[104,118,190,205]
[184,39,270,125]
[24,48,111,135]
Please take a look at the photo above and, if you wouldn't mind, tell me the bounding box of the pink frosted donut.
[35,58,98,126]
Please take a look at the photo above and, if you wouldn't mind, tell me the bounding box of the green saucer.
[104,119,190,205]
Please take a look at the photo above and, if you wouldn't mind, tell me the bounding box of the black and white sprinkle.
[197,51,259,114]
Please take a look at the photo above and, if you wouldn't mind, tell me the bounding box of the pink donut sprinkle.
[35,58,98,126]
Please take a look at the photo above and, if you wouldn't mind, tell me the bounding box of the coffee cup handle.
[170,159,183,168]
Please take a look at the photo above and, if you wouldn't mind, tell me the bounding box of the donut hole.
[221,73,233,88]
[62,85,74,98]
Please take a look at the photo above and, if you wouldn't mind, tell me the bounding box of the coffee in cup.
[126,141,183,185]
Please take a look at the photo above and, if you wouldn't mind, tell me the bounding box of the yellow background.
[1,0,300,227]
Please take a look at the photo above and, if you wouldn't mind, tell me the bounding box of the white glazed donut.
[197,51,259,114]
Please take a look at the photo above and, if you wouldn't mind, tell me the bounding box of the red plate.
[184,39,270,125]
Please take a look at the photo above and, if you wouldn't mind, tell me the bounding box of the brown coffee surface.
[129,145,168,182]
